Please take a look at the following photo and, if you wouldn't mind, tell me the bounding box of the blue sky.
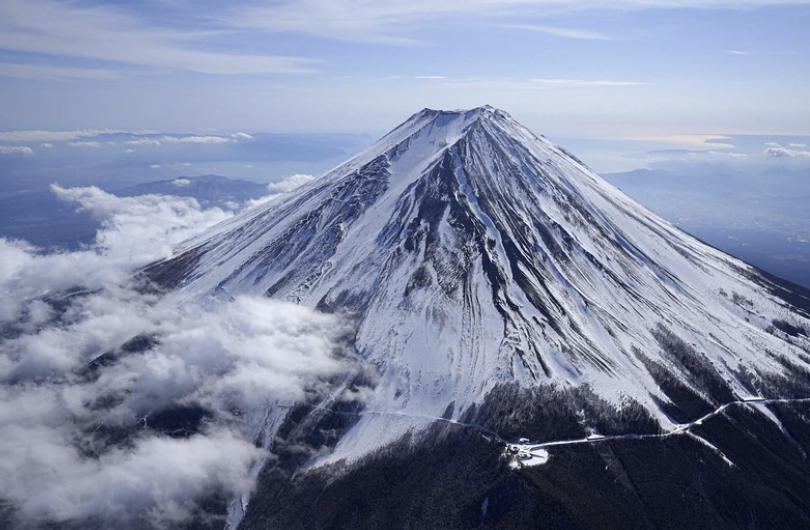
[0,0,809,141]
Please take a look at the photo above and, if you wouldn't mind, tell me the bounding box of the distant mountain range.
[115,174,269,208]
[604,165,810,289]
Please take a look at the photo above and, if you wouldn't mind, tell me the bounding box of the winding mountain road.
[316,395,810,467]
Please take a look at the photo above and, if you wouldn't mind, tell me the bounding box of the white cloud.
[708,150,747,158]
[0,145,34,155]
[244,175,318,210]
[764,146,810,158]
[0,185,350,527]
[161,135,232,144]
[438,77,642,90]
[266,174,317,193]
[506,24,611,40]
[0,288,346,525]
[789,143,807,148]
[0,0,317,75]
[48,185,231,275]
[39,142,53,148]
[245,194,282,209]
[0,129,119,142]
[724,49,748,55]
[231,132,253,139]
[416,75,446,79]
[125,148,135,153]
[232,0,810,43]
[68,141,102,148]
[765,141,781,147]
[2,429,264,525]
[126,138,161,146]
[172,178,191,187]
[0,62,119,81]
[529,78,642,87]
[150,164,161,168]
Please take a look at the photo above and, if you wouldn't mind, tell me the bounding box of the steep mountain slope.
[144,106,810,528]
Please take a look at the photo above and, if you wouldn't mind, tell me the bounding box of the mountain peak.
[135,107,810,529]
[416,104,507,120]
[151,107,810,467]
[402,105,519,139]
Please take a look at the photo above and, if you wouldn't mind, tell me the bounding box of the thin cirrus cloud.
[231,0,810,43]
[434,77,643,90]
[504,24,612,40]
[68,141,102,149]
[0,0,317,76]
[126,138,162,146]
[529,78,641,87]
[390,76,642,88]
[160,135,233,144]
[0,62,120,81]
[0,129,121,142]
[126,135,240,146]
[0,132,241,148]
[2,0,807,78]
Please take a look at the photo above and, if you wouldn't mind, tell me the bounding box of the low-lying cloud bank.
[0,186,349,528]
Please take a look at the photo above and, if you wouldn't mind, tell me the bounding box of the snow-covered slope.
[147,106,810,462]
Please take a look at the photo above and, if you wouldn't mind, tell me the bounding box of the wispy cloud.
[0,62,119,81]
[708,150,747,158]
[388,76,642,89]
[724,50,749,55]
[161,135,232,144]
[230,0,810,43]
[0,129,121,142]
[530,78,641,87]
[438,77,643,90]
[266,174,317,193]
[68,141,102,149]
[0,0,317,75]
[765,146,810,158]
[506,24,612,40]
[126,138,161,146]
[0,145,34,155]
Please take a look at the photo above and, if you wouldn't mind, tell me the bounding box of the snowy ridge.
[148,106,810,466]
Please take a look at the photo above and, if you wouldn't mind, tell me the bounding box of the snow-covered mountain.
[145,106,810,529]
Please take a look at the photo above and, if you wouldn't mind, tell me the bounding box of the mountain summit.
[146,107,810,529]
